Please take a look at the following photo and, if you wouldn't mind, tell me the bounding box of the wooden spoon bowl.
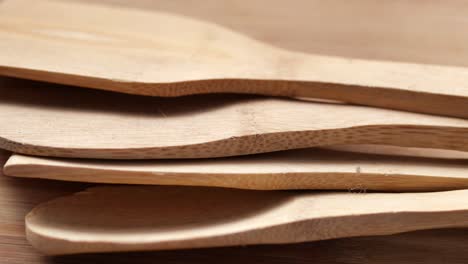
[26,186,468,255]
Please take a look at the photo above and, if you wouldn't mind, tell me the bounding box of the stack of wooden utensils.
[1,0,468,256]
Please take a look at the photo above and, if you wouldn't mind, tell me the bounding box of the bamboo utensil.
[1,80,468,159]
[6,149,468,191]
[3,0,468,260]
[1,0,468,118]
[327,145,468,159]
[26,186,468,255]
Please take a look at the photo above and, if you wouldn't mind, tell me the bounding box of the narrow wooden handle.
[273,52,468,119]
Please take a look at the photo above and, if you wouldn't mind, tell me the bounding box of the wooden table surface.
[1,0,468,263]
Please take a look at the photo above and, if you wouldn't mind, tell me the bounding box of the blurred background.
[74,0,468,67]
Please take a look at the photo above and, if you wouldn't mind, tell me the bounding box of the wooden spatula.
[6,149,468,191]
[1,79,468,159]
[26,186,468,255]
[328,145,468,159]
[1,0,468,118]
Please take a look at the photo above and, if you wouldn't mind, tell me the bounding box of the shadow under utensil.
[0,77,261,118]
[19,147,468,172]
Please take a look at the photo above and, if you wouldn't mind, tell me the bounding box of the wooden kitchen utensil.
[6,149,468,191]
[1,0,468,118]
[1,79,468,159]
[327,145,468,159]
[26,186,468,255]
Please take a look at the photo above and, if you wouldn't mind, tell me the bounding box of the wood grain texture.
[2,0,468,262]
[6,148,468,191]
[26,185,468,255]
[39,228,468,264]
[1,0,468,118]
[0,150,91,264]
[1,77,468,159]
[2,148,468,263]
[328,145,468,159]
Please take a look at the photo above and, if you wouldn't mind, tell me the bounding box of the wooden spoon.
[1,78,468,159]
[6,149,468,191]
[26,186,468,255]
[1,0,468,118]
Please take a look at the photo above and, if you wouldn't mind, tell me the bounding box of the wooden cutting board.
[1,78,468,159]
[6,148,468,191]
[26,185,468,255]
[1,0,468,118]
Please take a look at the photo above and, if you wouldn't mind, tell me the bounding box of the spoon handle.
[5,149,468,191]
[270,51,468,119]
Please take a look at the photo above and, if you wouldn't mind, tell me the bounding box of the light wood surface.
[1,0,468,118]
[26,185,468,255]
[2,0,468,262]
[79,0,468,69]
[1,78,468,159]
[2,149,468,263]
[6,148,468,191]
[0,150,91,263]
[328,145,468,159]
